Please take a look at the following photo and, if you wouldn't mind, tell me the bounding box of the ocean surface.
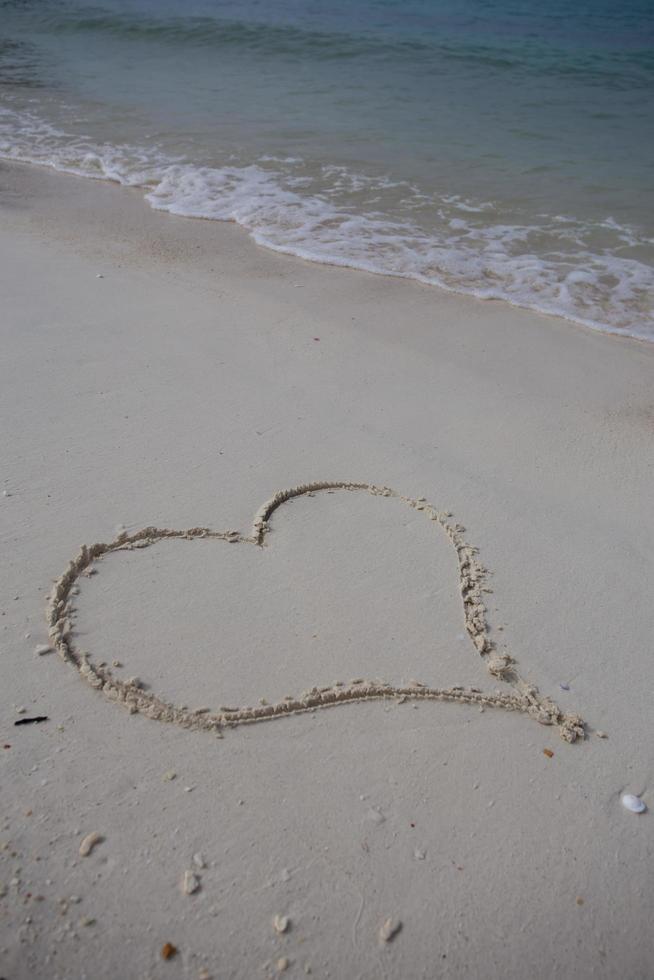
[1,0,653,339]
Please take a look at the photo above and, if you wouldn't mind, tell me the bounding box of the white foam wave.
[1,106,652,340]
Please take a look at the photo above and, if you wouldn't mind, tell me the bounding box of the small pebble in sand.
[595,730,608,739]
[413,849,426,861]
[96,274,104,279]
[181,870,201,895]
[543,749,554,758]
[161,942,177,960]
[15,706,26,715]
[163,771,177,782]
[2,490,10,497]
[34,644,53,656]
[198,970,211,980]
[79,916,95,927]
[112,660,122,668]
[192,853,206,869]
[273,914,290,934]
[621,794,646,814]
[79,832,103,857]
[276,958,290,973]
[379,918,402,943]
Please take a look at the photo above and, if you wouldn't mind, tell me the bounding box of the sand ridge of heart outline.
[45,481,585,742]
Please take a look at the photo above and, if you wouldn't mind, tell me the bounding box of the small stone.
[181,870,200,895]
[379,918,402,943]
[79,916,95,927]
[161,942,177,960]
[276,958,290,973]
[34,644,53,656]
[273,914,290,934]
[79,832,102,857]
[163,771,177,782]
[413,849,426,861]
[192,853,206,869]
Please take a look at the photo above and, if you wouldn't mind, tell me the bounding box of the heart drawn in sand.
[45,481,584,742]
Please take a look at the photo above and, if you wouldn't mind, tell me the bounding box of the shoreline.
[2,152,651,346]
[1,159,652,980]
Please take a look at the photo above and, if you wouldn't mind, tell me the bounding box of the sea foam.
[1,107,652,341]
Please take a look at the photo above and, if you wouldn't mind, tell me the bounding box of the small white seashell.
[379,917,402,943]
[621,794,646,814]
[273,914,290,934]
[181,870,201,895]
[34,644,53,656]
[79,832,103,857]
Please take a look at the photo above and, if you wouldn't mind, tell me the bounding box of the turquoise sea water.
[1,0,653,338]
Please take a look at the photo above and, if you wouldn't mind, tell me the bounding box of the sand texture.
[1,161,653,980]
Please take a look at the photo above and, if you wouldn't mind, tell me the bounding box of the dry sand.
[0,160,653,979]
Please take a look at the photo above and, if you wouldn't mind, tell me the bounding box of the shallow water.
[1,0,653,338]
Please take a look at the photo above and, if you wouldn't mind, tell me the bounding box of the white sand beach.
[1,160,653,979]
